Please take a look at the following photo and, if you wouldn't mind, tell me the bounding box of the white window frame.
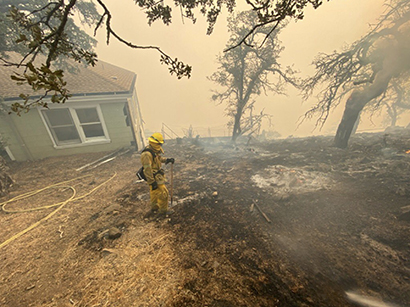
[40,104,111,149]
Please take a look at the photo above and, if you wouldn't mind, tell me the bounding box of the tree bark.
[232,102,245,142]
[334,98,364,148]
[334,70,393,148]
[232,110,242,142]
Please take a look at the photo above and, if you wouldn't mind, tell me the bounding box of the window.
[42,109,81,145]
[42,106,109,147]
[75,108,105,139]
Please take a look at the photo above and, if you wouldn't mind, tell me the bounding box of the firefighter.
[141,132,175,215]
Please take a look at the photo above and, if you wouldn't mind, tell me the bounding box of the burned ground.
[1,130,409,307]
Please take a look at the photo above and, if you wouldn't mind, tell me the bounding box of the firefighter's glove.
[151,181,158,190]
[165,158,175,165]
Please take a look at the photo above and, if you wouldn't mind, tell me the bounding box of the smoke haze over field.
[91,0,409,138]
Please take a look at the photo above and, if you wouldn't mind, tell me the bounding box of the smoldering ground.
[1,129,410,306]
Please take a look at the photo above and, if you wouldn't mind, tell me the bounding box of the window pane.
[43,109,73,126]
[43,109,81,145]
[76,108,100,124]
[53,126,81,144]
[82,124,105,138]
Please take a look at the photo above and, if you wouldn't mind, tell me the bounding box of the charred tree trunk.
[232,110,243,142]
[334,71,392,148]
[334,100,364,148]
[232,103,245,142]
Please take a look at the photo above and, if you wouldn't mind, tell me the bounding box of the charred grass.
[1,130,410,306]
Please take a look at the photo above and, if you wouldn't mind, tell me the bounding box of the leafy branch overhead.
[0,0,99,114]
[224,0,327,52]
[93,0,191,79]
[1,0,328,114]
[9,62,69,113]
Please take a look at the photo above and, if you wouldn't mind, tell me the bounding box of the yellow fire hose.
[0,172,117,249]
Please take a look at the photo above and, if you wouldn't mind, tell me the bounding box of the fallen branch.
[254,203,271,223]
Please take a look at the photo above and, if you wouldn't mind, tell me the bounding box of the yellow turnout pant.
[149,184,169,213]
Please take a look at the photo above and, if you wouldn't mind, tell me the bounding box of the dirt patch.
[1,130,410,306]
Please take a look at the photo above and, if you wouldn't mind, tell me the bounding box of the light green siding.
[1,100,135,161]
[100,102,134,146]
[0,113,31,161]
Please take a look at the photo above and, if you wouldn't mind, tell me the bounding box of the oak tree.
[209,10,298,141]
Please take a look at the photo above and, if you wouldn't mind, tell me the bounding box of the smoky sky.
[89,0,406,138]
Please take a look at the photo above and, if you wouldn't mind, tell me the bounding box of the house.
[0,53,145,161]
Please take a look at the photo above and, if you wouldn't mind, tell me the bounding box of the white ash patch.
[171,192,208,208]
[251,165,333,196]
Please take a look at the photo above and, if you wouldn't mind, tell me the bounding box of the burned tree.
[302,0,410,148]
[1,0,326,114]
[209,11,297,142]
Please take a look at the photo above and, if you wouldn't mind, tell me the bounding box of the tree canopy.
[0,0,100,113]
[0,0,329,114]
[209,10,298,141]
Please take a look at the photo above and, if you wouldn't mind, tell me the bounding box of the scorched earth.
[1,129,410,307]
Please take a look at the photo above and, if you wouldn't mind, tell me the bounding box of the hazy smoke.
[346,291,400,307]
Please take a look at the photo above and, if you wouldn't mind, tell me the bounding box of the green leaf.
[26,62,36,73]
[19,93,28,100]
[11,75,26,82]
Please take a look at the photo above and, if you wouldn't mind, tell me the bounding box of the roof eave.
[2,74,136,102]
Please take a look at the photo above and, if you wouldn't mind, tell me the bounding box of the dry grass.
[38,224,182,307]
[1,152,184,307]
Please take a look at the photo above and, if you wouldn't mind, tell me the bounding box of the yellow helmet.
[148,132,164,144]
